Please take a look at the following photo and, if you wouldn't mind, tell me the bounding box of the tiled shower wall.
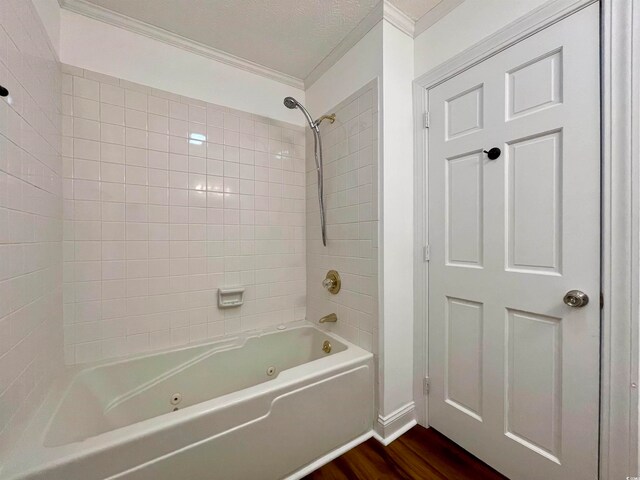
[62,66,306,364]
[306,81,378,353]
[0,1,63,457]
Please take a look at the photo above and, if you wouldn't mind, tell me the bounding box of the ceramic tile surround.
[306,81,378,354]
[0,1,63,457]
[62,66,306,364]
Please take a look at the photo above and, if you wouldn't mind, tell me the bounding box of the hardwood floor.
[304,426,508,480]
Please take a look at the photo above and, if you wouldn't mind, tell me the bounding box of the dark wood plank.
[304,426,508,480]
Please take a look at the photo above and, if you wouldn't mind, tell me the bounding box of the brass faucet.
[319,313,337,323]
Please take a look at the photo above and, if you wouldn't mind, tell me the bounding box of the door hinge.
[423,377,430,395]
[600,292,604,309]
[424,111,430,129]
[423,244,430,262]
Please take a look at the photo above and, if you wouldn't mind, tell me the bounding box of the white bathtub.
[3,323,374,480]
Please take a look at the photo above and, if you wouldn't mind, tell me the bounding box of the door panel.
[505,308,562,462]
[446,297,484,421]
[446,84,485,139]
[507,131,562,274]
[507,49,563,120]
[427,5,600,480]
[446,152,484,266]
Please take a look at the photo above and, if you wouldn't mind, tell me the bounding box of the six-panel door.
[427,5,600,480]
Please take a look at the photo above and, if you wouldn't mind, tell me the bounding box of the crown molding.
[58,0,305,89]
[414,0,465,37]
[304,1,384,89]
[383,1,415,37]
[60,0,466,92]
[305,0,416,89]
[305,0,465,88]
[383,0,467,39]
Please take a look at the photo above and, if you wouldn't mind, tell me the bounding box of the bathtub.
[3,323,374,480]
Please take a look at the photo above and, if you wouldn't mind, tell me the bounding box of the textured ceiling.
[387,0,442,21]
[81,0,382,79]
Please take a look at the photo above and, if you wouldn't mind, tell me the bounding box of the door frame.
[412,0,640,478]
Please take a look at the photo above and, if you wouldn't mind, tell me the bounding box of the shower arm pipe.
[289,103,334,130]
[315,113,336,126]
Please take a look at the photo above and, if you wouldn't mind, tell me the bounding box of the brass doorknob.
[563,290,589,307]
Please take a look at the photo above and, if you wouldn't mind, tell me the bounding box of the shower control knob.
[322,270,341,294]
[563,290,589,308]
[322,278,334,289]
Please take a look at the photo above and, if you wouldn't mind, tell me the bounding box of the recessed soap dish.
[218,287,245,308]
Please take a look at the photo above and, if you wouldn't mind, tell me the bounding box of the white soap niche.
[218,287,245,308]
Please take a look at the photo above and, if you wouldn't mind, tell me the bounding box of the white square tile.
[74,139,100,161]
[101,143,125,164]
[125,90,147,112]
[101,124,125,145]
[74,97,100,121]
[169,101,188,120]
[148,114,169,134]
[74,118,101,141]
[74,77,100,101]
[101,84,125,106]
[126,109,147,129]
[148,96,169,116]
[101,162,125,183]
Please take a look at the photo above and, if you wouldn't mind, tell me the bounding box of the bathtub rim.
[2,321,373,479]
[67,319,345,378]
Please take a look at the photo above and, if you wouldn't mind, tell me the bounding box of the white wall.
[59,10,305,126]
[306,22,383,117]
[306,15,416,435]
[31,0,60,57]
[379,20,415,418]
[414,0,549,78]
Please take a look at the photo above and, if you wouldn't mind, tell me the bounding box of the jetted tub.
[3,323,374,480]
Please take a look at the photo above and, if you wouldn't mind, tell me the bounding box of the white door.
[427,5,600,480]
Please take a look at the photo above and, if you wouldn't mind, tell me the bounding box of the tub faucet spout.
[319,313,337,323]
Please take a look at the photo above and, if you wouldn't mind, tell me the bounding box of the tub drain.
[266,366,276,376]
[170,392,182,405]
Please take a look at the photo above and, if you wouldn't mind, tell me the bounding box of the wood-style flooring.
[304,426,508,480]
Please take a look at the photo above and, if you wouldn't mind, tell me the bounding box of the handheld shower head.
[283,96,315,130]
[282,96,328,246]
[283,97,298,109]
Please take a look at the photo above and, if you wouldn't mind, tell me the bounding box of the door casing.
[411,0,640,479]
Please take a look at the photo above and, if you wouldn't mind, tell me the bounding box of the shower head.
[283,96,315,130]
[283,97,298,109]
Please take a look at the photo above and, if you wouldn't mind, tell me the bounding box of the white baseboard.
[285,431,373,480]
[285,403,417,478]
[372,419,417,446]
[372,401,417,446]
